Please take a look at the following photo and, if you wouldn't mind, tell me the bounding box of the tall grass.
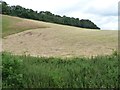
[2,52,119,88]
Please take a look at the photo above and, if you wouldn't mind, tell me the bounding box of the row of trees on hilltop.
[0,1,100,29]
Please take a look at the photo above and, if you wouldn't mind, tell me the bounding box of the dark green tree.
[1,1,100,30]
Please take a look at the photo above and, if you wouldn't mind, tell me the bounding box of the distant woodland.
[0,1,100,29]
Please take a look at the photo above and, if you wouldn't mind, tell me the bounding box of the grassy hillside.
[2,15,48,37]
[2,15,118,57]
[2,15,119,88]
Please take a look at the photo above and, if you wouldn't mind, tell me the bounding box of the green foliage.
[2,52,119,88]
[2,52,23,88]
[1,1,100,29]
[112,50,118,56]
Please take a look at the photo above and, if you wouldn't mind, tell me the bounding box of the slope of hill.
[2,15,49,37]
[2,15,118,57]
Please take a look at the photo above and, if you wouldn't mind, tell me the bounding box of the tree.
[1,1,10,14]
[1,1,100,30]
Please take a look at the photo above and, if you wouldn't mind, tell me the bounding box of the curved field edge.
[2,51,119,88]
[2,15,101,38]
[2,15,49,37]
[2,15,118,57]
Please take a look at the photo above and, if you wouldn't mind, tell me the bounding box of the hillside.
[2,15,49,37]
[2,15,118,57]
[1,1,119,89]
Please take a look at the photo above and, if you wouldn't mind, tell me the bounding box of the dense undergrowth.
[2,52,119,88]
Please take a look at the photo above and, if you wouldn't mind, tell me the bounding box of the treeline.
[1,1,100,29]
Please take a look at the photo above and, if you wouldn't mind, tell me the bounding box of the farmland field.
[2,15,118,57]
[1,15,119,88]
[2,15,48,37]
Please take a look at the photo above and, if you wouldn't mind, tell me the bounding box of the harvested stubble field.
[2,15,118,57]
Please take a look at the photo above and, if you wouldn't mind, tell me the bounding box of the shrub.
[2,52,119,88]
[2,52,23,88]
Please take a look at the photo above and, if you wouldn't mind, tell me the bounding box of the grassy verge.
[2,52,119,88]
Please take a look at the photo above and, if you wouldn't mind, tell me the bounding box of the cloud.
[95,16,118,30]
[4,0,119,30]
[83,0,118,16]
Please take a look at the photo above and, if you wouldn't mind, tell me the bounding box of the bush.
[2,52,119,88]
[2,52,23,88]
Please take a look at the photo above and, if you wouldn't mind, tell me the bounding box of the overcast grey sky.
[4,0,119,30]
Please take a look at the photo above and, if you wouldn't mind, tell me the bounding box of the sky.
[3,0,119,30]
